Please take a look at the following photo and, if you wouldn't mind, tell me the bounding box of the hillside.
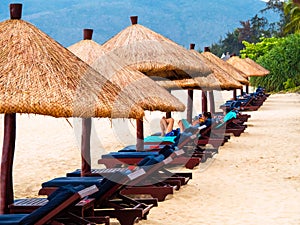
[0,0,277,50]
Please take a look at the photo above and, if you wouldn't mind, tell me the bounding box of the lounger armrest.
[78,185,99,198]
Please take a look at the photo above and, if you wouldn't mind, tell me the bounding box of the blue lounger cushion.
[119,145,138,152]
[102,152,159,159]
[119,144,172,152]
[104,145,174,159]
[137,154,165,167]
[0,214,28,225]
[158,145,174,158]
[42,177,105,188]
[19,185,85,225]
[144,136,177,143]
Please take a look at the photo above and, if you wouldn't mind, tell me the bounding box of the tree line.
[209,0,300,92]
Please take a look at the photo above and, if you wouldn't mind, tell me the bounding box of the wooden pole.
[246,77,249,93]
[165,112,171,119]
[202,90,208,112]
[136,119,144,151]
[0,113,16,214]
[81,118,91,177]
[186,43,196,122]
[166,89,172,119]
[208,90,215,114]
[233,89,237,100]
[187,89,194,123]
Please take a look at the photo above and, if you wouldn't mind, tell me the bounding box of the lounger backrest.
[92,172,128,201]
[158,145,174,158]
[137,154,165,168]
[19,185,97,225]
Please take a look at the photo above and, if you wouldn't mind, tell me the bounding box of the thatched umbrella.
[227,56,268,77]
[156,43,243,121]
[201,47,250,102]
[244,57,269,93]
[68,29,185,112]
[68,29,185,151]
[102,16,211,140]
[189,45,243,117]
[227,56,269,93]
[102,16,212,81]
[0,4,144,214]
[158,44,243,120]
[201,50,249,86]
[156,72,235,118]
[244,58,270,76]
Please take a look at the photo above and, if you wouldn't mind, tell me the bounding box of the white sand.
[141,93,300,225]
[1,91,300,224]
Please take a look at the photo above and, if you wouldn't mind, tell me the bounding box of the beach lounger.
[1,184,107,225]
[120,125,221,160]
[98,132,201,169]
[221,89,267,112]
[68,146,191,201]
[38,171,157,225]
[211,118,246,137]
[69,144,192,184]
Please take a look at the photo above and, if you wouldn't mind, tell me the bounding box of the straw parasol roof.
[201,51,250,85]
[68,29,185,112]
[191,50,243,90]
[227,56,268,77]
[0,16,144,119]
[157,47,243,91]
[156,73,222,90]
[102,16,212,80]
[244,58,270,76]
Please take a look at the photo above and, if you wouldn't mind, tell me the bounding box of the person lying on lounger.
[178,112,212,133]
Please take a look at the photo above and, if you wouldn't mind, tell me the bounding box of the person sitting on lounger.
[178,112,212,133]
[160,116,175,136]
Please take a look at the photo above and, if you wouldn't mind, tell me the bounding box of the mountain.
[0,0,278,50]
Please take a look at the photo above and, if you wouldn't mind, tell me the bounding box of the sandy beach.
[1,91,300,224]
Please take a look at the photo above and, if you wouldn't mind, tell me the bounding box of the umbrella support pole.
[136,119,144,151]
[187,89,194,123]
[0,113,16,214]
[208,91,215,114]
[202,90,208,112]
[246,85,249,94]
[81,118,91,177]
[233,89,237,101]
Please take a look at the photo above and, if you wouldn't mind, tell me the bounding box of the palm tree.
[284,0,300,34]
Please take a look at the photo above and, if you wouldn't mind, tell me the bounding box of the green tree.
[250,34,300,92]
[284,0,300,34]
[240,37,281,60]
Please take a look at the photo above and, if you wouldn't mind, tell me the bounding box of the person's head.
[202,112,211,120]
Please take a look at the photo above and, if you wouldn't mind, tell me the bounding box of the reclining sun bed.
[38,171,157,225]
[119,123,224,160]
[2,184,106,225]
[55,142,194,202]
[220,87,269,112]
[98,132,202,169]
